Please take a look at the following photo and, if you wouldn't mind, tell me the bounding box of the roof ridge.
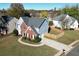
[39,18,46,28]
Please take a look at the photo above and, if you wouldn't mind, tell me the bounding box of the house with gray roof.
[52,14,78,30]
[16,17,48,39]
[0,16,18,35]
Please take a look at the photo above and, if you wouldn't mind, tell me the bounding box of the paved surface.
[43,37,72,51]
[41,34,72,51]
[67,44,79,56]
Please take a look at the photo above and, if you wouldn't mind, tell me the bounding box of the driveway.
[41,34,72,51]
[66,44,79,56]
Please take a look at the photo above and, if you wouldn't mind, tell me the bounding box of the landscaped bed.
[22,37,41,44]
[55,30,79,45]
[0,35,58,56]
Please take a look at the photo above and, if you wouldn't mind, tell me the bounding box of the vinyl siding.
[53,20,62,28]
[7,18,18,34]
[39,20,48,36]
[16,17,24,35]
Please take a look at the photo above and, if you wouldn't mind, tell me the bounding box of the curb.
[69,40,79,47]
[54,50,63,56]
[55,47,73,56]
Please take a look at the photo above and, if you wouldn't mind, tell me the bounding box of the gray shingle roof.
[53,14,77,25]
[53,14,67,21]
[21,17,47,34]
[21,17,46,28]
[0,16,14,27]
[21,17,29,24]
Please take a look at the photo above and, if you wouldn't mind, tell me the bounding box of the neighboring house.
[0,16,18,35]
[52,14,78,30]
[16,17,48,39]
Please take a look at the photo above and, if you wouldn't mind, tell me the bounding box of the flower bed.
[22,37,42,44]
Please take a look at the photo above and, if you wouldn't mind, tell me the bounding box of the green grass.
[0,35,58,56]
[55,30,79,45]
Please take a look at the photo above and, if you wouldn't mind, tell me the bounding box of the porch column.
[32,35,34,39]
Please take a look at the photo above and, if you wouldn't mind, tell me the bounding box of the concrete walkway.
[41,34,72,51]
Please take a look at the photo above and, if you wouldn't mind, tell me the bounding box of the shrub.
[49,21,53,26]
[70,28,74,30]
[22,36,42,43]
[23,37,27,40]
[33,36,42,43]
[55,27,61,30]
[13,29,18,36]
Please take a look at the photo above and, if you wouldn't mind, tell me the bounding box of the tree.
[0,9,7,16]
[61,4,79,21]
[49,21,53,26]
[40,10,48,18]
[10,3,24,9]
[7,3,25,19]
[13,29,18,36]
[24,10,31,17]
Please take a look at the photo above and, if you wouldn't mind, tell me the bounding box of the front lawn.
[55,30,79,45]
[0,35,58,56]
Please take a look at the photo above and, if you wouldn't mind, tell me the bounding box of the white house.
[52,14,78,30]
[7,17,18,34]
[0,16,18,34]
[16,17,24,35]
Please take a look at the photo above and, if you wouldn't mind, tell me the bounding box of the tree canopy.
[7,3,25,19]
[40,10,48,18]
[61,4,79,21]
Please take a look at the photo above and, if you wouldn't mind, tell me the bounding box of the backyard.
[55,30,79,45]
[0,35,58,56]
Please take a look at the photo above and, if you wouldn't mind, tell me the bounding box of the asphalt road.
[66,44,79,56]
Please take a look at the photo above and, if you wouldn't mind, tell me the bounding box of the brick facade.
[21,22,36,39]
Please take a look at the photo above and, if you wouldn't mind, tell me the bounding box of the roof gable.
[0,16,14,27]
[21,17,47,35]
[53,14,77,22]
[53,14,78,26]
[53,14,67,21]
[21,17,47,28]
